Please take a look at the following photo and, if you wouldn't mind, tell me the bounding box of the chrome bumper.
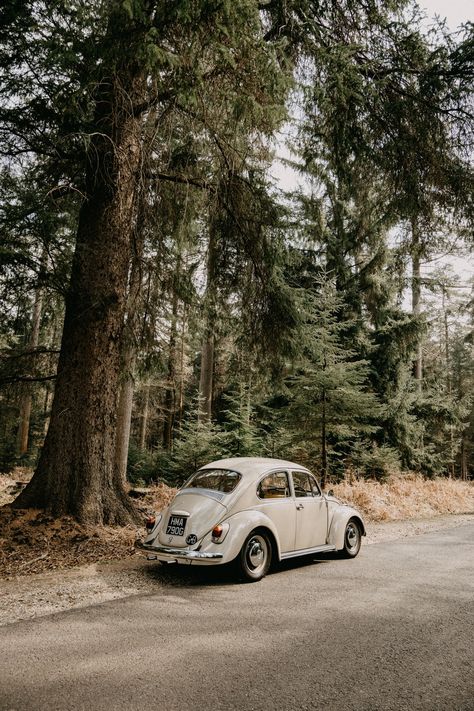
[135,540,223,561]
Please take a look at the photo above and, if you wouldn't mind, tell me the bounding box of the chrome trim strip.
[135,540,223,560]
[280,543,336,560]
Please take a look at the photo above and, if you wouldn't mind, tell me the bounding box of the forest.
[0,0,473,527]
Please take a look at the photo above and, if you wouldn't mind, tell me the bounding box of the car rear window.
[185,469,242,494]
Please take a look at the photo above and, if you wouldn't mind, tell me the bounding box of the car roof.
[199,457,310,480]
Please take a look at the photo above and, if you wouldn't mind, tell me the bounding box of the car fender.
[201,509,281,564]
[327,505,366,550]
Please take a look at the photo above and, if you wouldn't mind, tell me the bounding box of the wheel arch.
[328,508,366,550]
[221,510,282,563]
[251,525,279,566]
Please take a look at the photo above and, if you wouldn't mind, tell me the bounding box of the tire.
[237,530,272,582]
[340,519,362,558]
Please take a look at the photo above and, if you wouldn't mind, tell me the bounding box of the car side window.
[257,471,290,499]
[292,471,317,497]
[308,474,322,496]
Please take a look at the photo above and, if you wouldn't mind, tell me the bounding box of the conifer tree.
[284,274,381,486]
[4,1,294,523]
[219,386,263,457]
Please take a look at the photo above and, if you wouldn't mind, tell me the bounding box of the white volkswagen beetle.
[136,457,365,582]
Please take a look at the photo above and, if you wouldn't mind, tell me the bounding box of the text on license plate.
[166,515,188,536]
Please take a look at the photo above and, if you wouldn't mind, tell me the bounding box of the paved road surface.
[1,525,473,711]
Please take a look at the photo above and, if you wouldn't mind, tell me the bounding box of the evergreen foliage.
[0,2,473,521]
[279,275,382,483]
[160,398,225,485]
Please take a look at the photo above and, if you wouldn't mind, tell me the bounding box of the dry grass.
[0,468,32,507]
[139,482,177,511]
[1,469,472,578]
[145,475,474,524]
[332,473,474,522]
[0,506,141,579]
[0,475,177,579]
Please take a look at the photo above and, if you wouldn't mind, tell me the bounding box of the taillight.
[145,515,156,531]
[212,524,223,539]
[211,523,229,543]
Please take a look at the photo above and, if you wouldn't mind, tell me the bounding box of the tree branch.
[0,374,57,385]
[147,172,216,192]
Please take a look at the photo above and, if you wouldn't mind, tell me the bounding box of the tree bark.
[460,438,467,481]
[16,263,44,456]
[114,104,158,484]
[139,383,150,451]
[163,261,180,450]
[321,388,327,489]
[113,191,149,484]
[43,389,52,436]
[14,46,146,524]
[114,374,135,487]
[411,218,423,389]
[442,291,455,478]
[198,225,218,422]
[16,393,33,458]
[177,304,188,431]
[198,332,214,422]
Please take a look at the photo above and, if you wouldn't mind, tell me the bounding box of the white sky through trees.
[410,3,473,312]
[272,0,473,311]
[419,0,472,30]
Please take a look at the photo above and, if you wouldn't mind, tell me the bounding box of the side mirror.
[327,489,334,497]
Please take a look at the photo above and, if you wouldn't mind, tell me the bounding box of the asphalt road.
[1,525,473,711]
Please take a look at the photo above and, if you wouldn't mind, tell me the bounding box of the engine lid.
[158,491,226,548]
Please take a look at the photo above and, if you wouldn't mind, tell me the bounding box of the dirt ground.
[1,471,473,627]
[0,475,176,579]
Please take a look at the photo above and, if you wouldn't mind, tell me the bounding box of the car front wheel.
[340,519,362,558]
[237,530,272,582]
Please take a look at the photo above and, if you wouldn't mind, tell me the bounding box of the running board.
[280,544,336,560]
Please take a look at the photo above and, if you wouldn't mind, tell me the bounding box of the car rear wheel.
[340,519,361,558]
[237,530,272,582]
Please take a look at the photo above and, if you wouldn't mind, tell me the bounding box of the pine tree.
[5,1,294,523]
[163,398,225,486]
[284,274,381,486]
[219,386,263,457]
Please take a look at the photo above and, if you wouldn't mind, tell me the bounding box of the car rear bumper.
[135,539,223,562]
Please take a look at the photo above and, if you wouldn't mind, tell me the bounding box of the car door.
[291,471,327,550]
[255,470,296,553]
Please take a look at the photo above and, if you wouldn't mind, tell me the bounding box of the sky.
[417,1,473,308]
[418,0,472,30]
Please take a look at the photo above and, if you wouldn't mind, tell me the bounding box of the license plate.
[165,515,188,537]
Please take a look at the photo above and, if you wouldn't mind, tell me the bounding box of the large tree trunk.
[41,311,59,437]
[14,53,146,524]
[113,182,150,486]
[114,105,158,484]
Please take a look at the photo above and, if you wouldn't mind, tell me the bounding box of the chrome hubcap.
[346,523,359,550]
[246,535,267,572]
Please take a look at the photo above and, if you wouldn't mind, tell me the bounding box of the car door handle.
[296,503,304,510]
